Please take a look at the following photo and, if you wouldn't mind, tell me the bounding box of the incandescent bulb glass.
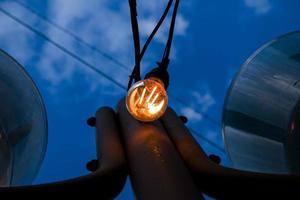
[126,78,168,122]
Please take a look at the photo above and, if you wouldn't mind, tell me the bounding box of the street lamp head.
[126,77,168,122]
[222,31,300,175]
[0,50,47,186]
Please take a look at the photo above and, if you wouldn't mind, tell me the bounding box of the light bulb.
[126,78,168,122]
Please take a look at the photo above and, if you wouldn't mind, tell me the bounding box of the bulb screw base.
[145,67,169,89]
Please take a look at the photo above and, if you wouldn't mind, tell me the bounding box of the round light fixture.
[0,50,47,186]
[222,31,300,175]
[126,78,168,122]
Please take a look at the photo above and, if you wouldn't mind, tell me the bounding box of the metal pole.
[117,99,203,200]
[0,107,127,197]
[161,107,300,199]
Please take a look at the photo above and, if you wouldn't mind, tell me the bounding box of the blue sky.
[0,0,299,199]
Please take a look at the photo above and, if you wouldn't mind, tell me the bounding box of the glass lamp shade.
[126,78,168,122]
[0,50,47,186]
[222,31,300,174]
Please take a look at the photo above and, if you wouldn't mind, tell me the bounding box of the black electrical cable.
[140,0,173,64]
[15,0,174,90]
[128,0,174,90]
[13,0,173,89]
[159,0,180,70]
[128,0,141,88]
[129,0,180,89]
[0,4,224,152]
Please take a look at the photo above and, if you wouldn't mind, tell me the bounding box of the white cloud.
[0,0,189,95]
[191,91,215,113]
[0,2,35,63]
[244,0,271,14]
[180,89,216,123]
[175,15,189,36]
[181,107,203,121]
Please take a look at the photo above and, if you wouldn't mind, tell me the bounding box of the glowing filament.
[149,93,159,107]
[139,88,147,105]
[146,86,157,103]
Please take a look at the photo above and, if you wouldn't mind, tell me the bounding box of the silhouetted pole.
[161,107,300,199]
[117,99,203,200]
[2,104,300,199]
[0,107,127,197]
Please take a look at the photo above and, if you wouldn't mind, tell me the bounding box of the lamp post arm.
[0,107,127,198]
[117,99,203,200]
[161,107,300,199]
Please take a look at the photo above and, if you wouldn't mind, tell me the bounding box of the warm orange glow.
[126,78,168,122]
